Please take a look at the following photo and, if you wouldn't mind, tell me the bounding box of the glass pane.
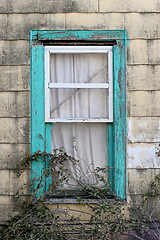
[50,88,109,119]
[51,123,108,189]
[50,53,108,84]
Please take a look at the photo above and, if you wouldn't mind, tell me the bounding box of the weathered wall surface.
[0,0,160,224]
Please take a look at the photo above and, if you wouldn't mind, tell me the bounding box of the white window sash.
[45,46,113,123]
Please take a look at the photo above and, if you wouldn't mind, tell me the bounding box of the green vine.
[0,149,160,240]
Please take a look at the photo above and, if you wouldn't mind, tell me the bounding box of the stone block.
[125,13,160,39]
[0,204,16,222]
[158,1,160,12]
[128,91,160,117]
[0,14,7,39]
[0,118,30,143]
[0,0,7,13]
[128,194,160,220]
[0,14,65,40]
[0,144,30,169]
[66,13,124,30]
[0,41,30,65]
[99,0,158,12]
[127,40,160,64]
[127,65,160,91]
[0,66,30,91]
[0,92,29,117]
[1,13,159,40]
[0,196,14,205]
[127,117,160,143]
[0,196,17,222]
[127,169,160,194]
[0,0,98,13]
[0,170,29,195]
[127,143,160,168]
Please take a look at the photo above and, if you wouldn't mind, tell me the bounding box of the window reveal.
[45,46,113,188]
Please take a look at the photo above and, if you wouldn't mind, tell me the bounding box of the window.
[45,46,113,189]
[30,30,127,199]
[45,46,113,122]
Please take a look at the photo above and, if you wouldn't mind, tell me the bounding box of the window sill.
[45,197,125,205]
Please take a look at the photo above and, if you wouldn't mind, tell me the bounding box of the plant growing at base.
[0,149,160,240]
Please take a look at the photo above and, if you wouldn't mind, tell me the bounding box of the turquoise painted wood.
[113,41,126,199]
[30,30,127,199]
[32,30,126,42]
[45,123,53,191]
[107,123,114,192]
[30,45,45,197]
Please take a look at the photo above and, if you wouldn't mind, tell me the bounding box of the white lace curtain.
[50,53,108,188]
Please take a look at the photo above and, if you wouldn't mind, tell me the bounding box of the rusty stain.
[118,68,122,90]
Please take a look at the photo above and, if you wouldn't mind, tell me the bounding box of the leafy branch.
[0,149,160,240]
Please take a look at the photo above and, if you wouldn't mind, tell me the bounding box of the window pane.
[50,52,109,120]
[50,53,108,84]
[51,123,108,189]
[50,88,109,119]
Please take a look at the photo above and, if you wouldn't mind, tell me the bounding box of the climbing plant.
[0,149,160,240]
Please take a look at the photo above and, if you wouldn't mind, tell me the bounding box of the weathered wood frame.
[30,30,127,199]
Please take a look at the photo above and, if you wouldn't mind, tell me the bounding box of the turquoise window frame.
[30,30,127,199]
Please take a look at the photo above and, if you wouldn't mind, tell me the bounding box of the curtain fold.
[50,53,108,188]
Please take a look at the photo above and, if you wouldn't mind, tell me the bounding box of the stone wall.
[0,0,160,224]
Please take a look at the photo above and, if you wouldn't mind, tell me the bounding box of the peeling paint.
[30,30,127,199]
